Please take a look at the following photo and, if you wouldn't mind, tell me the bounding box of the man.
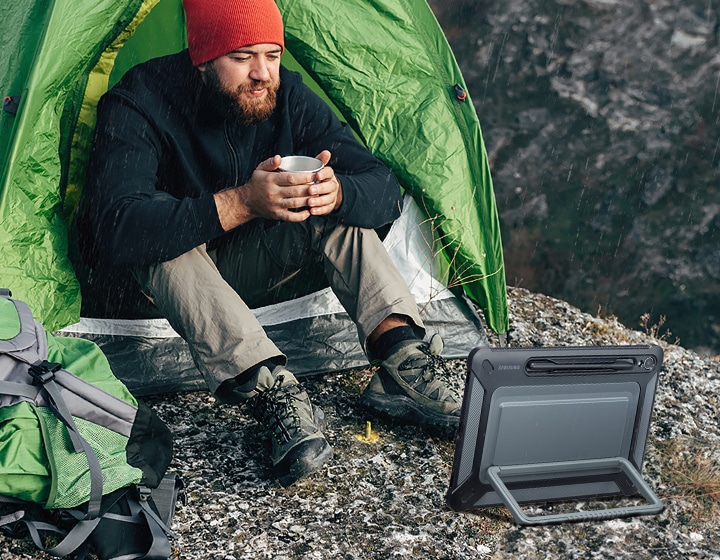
[74,0,461,487]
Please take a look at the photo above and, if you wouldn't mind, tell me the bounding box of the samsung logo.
[498,365,520,370]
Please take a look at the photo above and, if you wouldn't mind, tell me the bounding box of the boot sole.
[359,391,460,431]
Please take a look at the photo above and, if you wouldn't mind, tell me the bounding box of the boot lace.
[400,343,460,400]
[250,375,302,445]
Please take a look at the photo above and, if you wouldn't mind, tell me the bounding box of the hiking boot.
[239,365,333,487]
[360,334,461,430]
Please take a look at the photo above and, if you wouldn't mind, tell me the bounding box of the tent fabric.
[276,0,508,334]
[0,0,507,373]
[0,0,149,331]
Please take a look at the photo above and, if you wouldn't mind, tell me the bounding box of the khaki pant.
[133,218,424,394]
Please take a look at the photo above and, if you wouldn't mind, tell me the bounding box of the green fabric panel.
[0,0,145,332]
[0,0,50,171]
[46,331,138,406]
[110,0,187,89]
[0,298,21,340]
[278,0,508,333]
[0,403,51,504]
[64,0,164,223]
[0,404,142,510]
[39,409,142,510]
[282,51,349,126]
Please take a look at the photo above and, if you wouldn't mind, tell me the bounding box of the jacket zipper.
[224,122,240,186]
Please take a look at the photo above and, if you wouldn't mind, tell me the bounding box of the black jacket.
[76,50,402,268]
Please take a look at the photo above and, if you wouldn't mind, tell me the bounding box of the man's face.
[200,43,282,126]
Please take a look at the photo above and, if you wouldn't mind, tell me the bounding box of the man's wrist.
[215,186,251,231]
[334,176,343,211]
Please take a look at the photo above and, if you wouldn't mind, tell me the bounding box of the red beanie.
[183,0,285,66]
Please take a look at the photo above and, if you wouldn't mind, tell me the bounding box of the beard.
[203,63,279,126]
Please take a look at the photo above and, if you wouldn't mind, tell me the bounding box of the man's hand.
[307,150,343,217]
[214,151,343,231]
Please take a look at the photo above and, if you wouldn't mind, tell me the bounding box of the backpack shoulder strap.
[0,291,40,356]
[27,361,105,519]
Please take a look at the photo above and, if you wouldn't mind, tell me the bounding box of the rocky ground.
[2,287,719,559]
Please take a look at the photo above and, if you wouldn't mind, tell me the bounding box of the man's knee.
[132,245,218,298]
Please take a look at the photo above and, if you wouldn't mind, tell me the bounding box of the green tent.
[0,0,507,339]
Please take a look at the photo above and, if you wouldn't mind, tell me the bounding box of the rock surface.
[429,0,720,355]
[3,288,719,559]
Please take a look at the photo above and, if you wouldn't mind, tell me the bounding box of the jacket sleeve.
[285,73,403,229]
[78,92,225,267]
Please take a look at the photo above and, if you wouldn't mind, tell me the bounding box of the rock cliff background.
[429,0,720,356]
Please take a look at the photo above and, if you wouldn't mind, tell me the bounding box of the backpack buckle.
[138,485,152,502]
[29,360,62,384]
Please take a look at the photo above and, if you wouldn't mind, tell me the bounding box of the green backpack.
[0,289,177,559]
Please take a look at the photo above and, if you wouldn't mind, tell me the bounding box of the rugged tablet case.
[445,345,665,525]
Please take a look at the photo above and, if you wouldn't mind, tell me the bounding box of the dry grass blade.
[657,438,720,514]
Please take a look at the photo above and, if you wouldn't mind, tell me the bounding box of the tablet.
[445,345,665,525]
